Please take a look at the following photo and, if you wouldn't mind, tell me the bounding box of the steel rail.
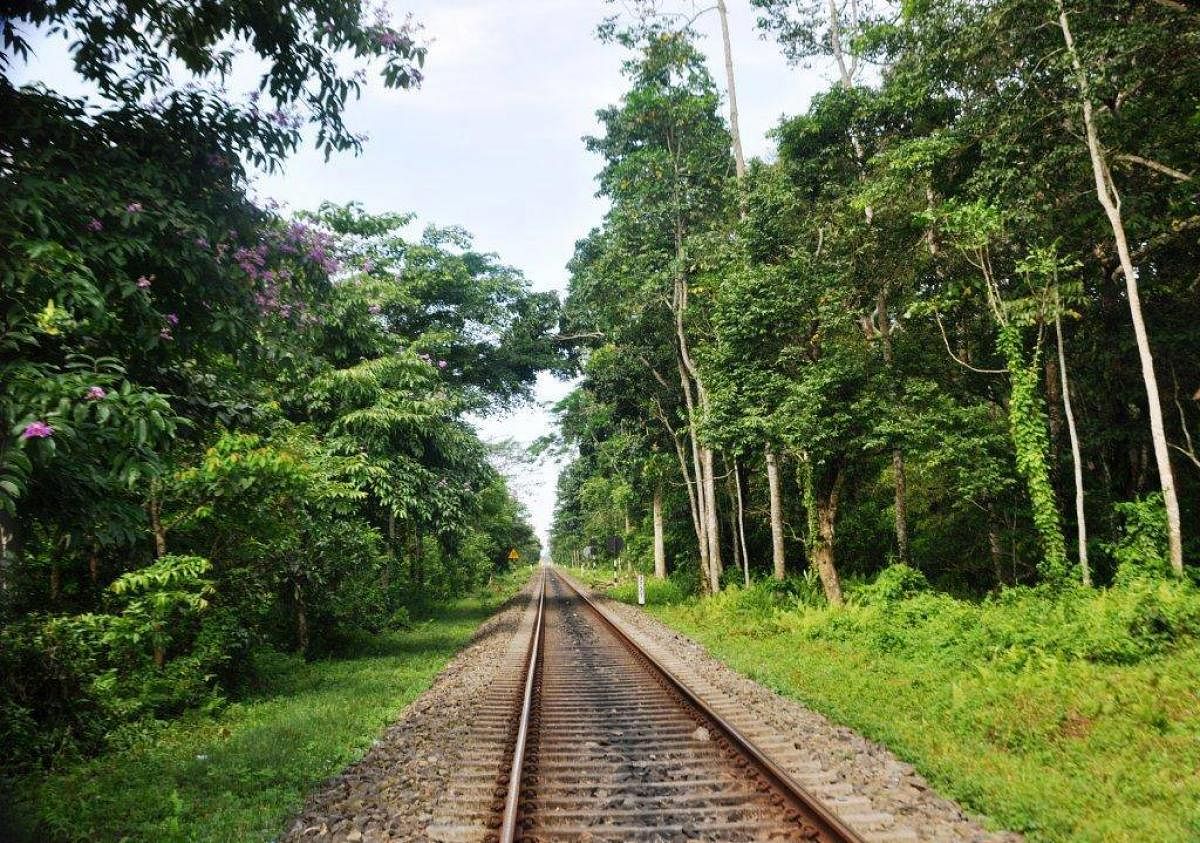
[498,570,546,843]
[553,567,868,843]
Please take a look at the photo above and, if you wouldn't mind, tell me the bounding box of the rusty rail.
[497,570,545,843]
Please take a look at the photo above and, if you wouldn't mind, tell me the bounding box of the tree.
[575,25,734,592]
[1054,0,1185,575]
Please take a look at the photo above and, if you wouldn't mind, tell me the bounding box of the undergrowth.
[1,567,532,843]
[575,563,1200,840]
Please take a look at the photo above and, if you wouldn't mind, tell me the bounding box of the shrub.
[1106,495,1173,584]
[852,564,930,605]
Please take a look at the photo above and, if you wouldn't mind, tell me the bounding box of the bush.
[610,572,693,606]
[851,564,930,605]
[1106,495,1173,584]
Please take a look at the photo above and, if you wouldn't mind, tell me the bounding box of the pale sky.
[12,1,832,545]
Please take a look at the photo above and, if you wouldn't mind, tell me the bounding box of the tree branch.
[935,313,1006,374]
[1115,153,1193,182]
[1110,214,1200,281]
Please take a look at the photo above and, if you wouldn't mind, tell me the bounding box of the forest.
[547,4,1200,834]
[552,0,1199,597]
[1,0,551,779]
[2,0,1199,839]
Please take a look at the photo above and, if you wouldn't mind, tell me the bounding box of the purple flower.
[165,312,180,326]
[126,202,143,213]
[437,359,448,369]
[378,30,400,48]
[86,218,103,232]
[137,275,153,289]
[21,421,53,439]
[85,386,107,401]
[368,304,382,315]
[195,236,209,248]
[362,259,375,273]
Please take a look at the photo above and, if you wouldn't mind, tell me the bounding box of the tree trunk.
[812,468,846,607]
[148,482,167,558]
[1056,306,1091,586]
[678,362,712,591]
[653,486,667,579]
[1045,353,1064,447]
[734,458,750,586]
[766,447,786,580]
[716,0,746,182]
[702,444,723,592]
[801,457,845,606]
[1057,0,1184,575]
[294,580,309,655]
[153,625,165,669]
[987,508,1005,587]
[877,288,910,565]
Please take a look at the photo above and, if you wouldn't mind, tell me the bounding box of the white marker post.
[637,573,645,606]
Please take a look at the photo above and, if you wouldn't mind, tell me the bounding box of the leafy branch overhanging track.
[494,568,865,843]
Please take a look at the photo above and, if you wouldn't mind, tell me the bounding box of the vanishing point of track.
[489,568,866,843]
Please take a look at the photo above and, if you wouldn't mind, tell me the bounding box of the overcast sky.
[13,0,833,547]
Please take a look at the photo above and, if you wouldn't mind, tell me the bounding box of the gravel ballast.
[282,578,540,843]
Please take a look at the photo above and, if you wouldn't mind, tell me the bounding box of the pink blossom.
[437,360,448,369]
[126,202,143,213]
[137,275,153,289]
[165,312,180,326]
[86,218,103,232]
[21,421,53,439]
[85,386,106,400]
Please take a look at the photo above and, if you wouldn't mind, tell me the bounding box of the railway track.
[486,568,866,843]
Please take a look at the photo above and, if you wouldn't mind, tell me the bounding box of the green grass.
[567,566,1200,842]
[3,568,532,843]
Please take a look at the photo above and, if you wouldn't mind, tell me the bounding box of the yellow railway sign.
[507,548,520,561]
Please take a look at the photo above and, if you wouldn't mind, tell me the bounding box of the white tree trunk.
[734,458,750,586]
[702,443,723,592]
[1056,306,1091,585]
[766,447,786,580]
[653,486,667,579]
[1057,0,1184,575]
[716,0,746,182]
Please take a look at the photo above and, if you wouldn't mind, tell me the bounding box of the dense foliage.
[1,1,550,771]
[552,0,1198,600]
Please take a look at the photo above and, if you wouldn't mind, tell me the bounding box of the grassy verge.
[564,565,1200,841]
[3,567,533,843]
